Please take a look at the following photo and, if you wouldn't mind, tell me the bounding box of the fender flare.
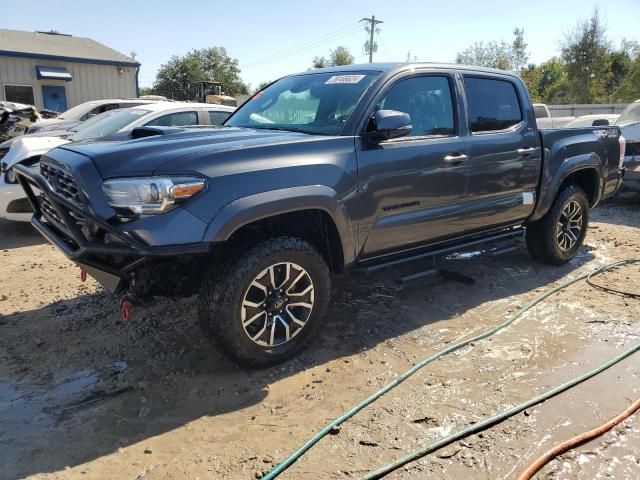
[202,185,356,266]
[530,152,603,222]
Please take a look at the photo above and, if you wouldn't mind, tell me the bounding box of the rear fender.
[530,152,602,222]
[202,185,356,266]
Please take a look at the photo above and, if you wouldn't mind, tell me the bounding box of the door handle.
[517,147,536,157]
[443,153,469,164]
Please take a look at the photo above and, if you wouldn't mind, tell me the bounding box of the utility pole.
[361,15,383,63]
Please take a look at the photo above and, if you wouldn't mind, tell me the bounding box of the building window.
[4,84,36,106]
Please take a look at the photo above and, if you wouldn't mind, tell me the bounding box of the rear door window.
[463,77,522,133]
[144,111,199,127]
[208,110,232,125]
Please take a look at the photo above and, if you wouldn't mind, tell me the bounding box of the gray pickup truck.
[16,63,625,367]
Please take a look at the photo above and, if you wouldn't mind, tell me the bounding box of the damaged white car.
[0,102,235,221]
[616,99,640,192]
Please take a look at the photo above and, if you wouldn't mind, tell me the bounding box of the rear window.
[464,77,523,133]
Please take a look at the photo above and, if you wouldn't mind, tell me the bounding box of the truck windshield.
[226,72,380,135]
[616,102,640,126]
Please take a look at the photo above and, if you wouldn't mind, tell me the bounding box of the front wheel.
[525,185,589,265]
[198,237,330,367]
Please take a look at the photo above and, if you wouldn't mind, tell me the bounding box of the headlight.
[102,176,206,215]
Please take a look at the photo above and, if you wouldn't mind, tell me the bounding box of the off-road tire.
[198,237,330,368]
[525,185,589,265]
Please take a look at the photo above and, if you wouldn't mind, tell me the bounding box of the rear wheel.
[526,185,589,265]
[198,237,330,367]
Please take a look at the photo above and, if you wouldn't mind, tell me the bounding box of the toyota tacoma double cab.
[16,63,626,367]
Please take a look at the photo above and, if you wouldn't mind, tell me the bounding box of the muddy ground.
[1,195,639,480]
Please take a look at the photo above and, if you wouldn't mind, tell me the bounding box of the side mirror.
[365,110,412,142]
[592,119,610,126]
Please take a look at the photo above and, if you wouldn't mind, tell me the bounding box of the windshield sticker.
[325,74,366,85]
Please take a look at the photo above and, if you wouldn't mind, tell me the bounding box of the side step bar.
[353,229,524,275]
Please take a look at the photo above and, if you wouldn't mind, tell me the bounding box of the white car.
[0,102,235,222]
[27,98,163,134]
[616,99,640,192]
[564,114,620,128]
[533,103,575,129]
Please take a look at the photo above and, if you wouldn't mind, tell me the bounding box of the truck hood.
[2,135,70,168]
[58,127,329,178]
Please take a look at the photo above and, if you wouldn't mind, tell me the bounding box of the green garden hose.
[364,341,640,479]
[262,257,640,479]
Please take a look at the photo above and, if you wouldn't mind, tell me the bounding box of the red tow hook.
[120,297,134,322]
[80,269,87,282]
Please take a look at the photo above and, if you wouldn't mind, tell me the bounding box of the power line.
[240,22,362,69]
[360,15,383,63]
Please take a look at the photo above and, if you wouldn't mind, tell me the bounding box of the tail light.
[619,135,626,169]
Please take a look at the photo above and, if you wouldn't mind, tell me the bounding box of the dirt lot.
[1,195,639,480]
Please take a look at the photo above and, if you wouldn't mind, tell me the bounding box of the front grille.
[40,162,83,205]
[40,195,62,224]
[0,148,8,163]
[626,142,640,157]
[39,161,85,225]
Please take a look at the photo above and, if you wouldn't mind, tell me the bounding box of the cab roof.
[291,62,521,79]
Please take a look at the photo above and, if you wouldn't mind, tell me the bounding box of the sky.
[3,0,640,91]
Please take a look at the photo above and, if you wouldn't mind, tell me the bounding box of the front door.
[356,73,470,257]
[42,85,67,112]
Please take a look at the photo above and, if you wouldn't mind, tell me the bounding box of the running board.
[353,229,524,275]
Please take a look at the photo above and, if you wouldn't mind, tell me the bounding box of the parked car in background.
[533,103,575,129]
[616,99,640,192]
[26,98,162,134]
[0,102,41,141]
[1,102,235,221]
[15,63,625,367]
[564,114,620,128]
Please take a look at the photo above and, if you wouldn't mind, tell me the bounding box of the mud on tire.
[526,185,589,265]
[197,237,331,368]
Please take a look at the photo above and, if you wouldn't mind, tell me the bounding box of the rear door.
[462,75,540,231]
[356,72,470,257]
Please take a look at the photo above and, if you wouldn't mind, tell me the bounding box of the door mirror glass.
[365,110,412,142]
[592,119,610,126]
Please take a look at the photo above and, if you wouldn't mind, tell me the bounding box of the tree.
[511,28,529,72]
[139,86,154,96]
[152,47,248,100]
[613,52,640,102]
[561,7,610,103]
[455,29,528,72]
[312,56,329,69]
[311,46,354,68]
[255,80,272,93]
[330,46,354,66]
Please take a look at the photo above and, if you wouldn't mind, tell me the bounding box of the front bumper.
[14,163,211,293]
[0,176,32,222]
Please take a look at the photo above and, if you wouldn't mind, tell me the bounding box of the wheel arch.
[529,153,603,222]
[202,185,355,271]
